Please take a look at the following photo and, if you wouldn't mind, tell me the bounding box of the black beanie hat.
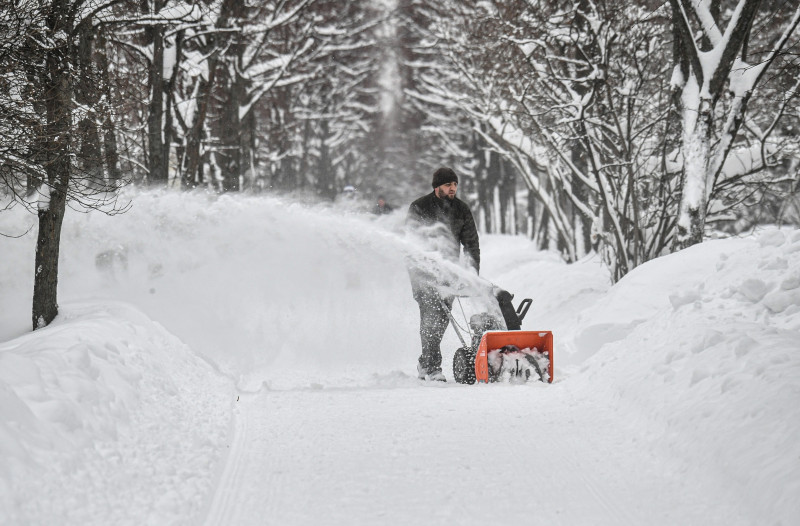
[432,167,458,188]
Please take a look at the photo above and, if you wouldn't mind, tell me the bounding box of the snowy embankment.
[568,229,800,518]
[1,191,799,524]
[0,302,232,525]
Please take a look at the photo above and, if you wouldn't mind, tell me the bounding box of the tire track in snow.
[198,384,738,526]
[203,397,250,526]
[202,390,305,525]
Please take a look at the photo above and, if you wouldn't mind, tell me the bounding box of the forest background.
[2,0,800,328]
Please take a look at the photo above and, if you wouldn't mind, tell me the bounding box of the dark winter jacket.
[373,202,394,215]
[406,192,480,294]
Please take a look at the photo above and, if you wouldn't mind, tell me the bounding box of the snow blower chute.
[448,291,553,384]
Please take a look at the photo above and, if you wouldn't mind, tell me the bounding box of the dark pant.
[414,289,454,373]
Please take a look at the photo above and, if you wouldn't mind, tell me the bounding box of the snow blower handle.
[516,298,532,322]
[441,299,469,349]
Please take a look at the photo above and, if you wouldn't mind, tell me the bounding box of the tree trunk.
[181,0,240,189]
[77,116,103,187]
[570,148,592,258]
[33,187,67,329]
[220,72,243,192]
[182,72,215,188]
[675,97,712,248]
[103,117,121,183]
[526,190,537,239]
[75,26,103,190]
[318,120,336,199]
[240,108,256,191]
[669,0,767,249]
[97,35,120,183]
[471,127,489,232]
[299,119,311,190]
[485,150,501,233]
[498,157,516,234]
[148,24,167,185]
[162,30,182,186]
[33,29,72,330]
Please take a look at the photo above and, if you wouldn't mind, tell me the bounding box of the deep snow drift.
[1,191,798,524]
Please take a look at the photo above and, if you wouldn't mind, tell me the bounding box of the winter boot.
[417,363,447,382]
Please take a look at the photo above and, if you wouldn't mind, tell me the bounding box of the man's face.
[435,182,457,200]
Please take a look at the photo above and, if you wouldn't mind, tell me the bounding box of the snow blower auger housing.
[450,294,554,385]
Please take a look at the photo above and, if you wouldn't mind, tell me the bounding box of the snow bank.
[0,302,233,526]
[0,190,423,390]
[570,228,800,522]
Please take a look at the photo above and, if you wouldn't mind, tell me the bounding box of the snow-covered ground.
[1,190,798,525]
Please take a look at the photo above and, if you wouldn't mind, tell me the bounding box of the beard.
[436,188,456,200]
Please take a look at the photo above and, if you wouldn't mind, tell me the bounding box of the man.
[373,195,394,215]
[406,167,480,382]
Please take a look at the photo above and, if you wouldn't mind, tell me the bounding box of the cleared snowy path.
[203,381,744,526]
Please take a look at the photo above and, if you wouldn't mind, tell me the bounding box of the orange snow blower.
[449,292,553,384]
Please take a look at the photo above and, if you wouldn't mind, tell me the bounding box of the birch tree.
[669,0,800,248]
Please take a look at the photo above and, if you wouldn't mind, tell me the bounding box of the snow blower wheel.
[453,346,477,384]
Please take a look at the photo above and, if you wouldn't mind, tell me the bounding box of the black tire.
[453,346,477,384]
